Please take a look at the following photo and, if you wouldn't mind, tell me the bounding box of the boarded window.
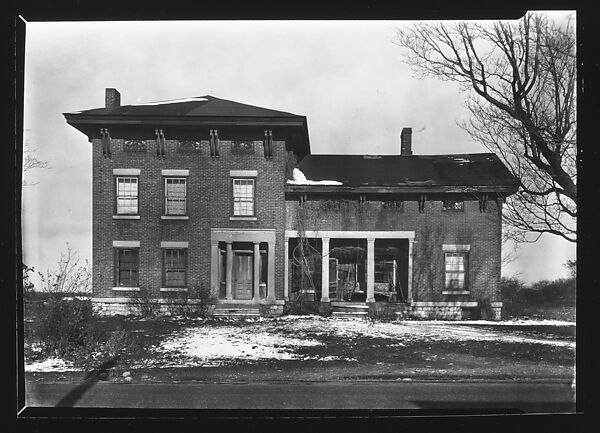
[116,177,138,214]
[232,178,255,216]
[115,249,139,287]
[163,249,187,287]
[165,178,186,215]
[444,252,468,290]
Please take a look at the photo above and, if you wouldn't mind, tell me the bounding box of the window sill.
[161,215,189,220]
[229,216,257,221]
[442,290,470,295]
[112,287,141,291]
[113,215,140,220]
[160,287,188,292]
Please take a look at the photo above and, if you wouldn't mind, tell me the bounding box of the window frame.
[115,176,139,215]
[162,248,188,288]
[114,248,140,287]
[374,259,396,285]
[232,177,256,217]
[164,177,187,216]
[444,251,469,291]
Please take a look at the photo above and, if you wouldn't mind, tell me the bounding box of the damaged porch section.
[284,230,415,304]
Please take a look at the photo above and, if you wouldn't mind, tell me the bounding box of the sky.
[21,16,576,286]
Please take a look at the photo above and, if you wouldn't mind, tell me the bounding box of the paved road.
[24,381,576,412]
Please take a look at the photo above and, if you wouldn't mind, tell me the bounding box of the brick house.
[64,89,518,320]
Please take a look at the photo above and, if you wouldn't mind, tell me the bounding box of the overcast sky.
[21,15,576,285]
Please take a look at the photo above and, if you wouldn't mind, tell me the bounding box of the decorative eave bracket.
[418,194,426,213]
[100,128,111,158]
[155,128,166,158]
[264,130,273,160]
[210,129,220,158]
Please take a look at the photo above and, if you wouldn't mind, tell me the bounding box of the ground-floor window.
[444,252,468,290]
[163,248,187,287]
[115,248,139,287]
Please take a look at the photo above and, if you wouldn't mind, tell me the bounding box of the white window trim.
[160,287,189,292]
[442,244,471,252]
[442,290,471,295]
[113,215,141,220]
[229,170,258,178]
[113,240,140,248]
[229,216,258,221]
[161,215,189,220]
[161,169,189,176]
[160,241,189,248]
[113,168,141,176]
[111,287,141,292]
[164,177,187,216]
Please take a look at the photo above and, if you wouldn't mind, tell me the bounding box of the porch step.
[332,311,368,319]
[331,302,369,319]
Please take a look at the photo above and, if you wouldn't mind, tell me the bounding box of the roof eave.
[284,184,519,194]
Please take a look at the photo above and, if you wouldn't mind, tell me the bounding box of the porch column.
[366,237,375,303]
[210,240,220,297]
[267,241,276,301]
[320,237,330,302]
[407,239,414,302]
[225,242,233,300]
[283,238,289,301]
[253,241,260,301]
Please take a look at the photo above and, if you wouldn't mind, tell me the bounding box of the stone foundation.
[92,298,501,320]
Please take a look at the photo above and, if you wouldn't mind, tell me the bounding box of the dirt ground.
[24,316,576,384]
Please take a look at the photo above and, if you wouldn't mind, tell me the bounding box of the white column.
[321,237,330,302]
[366,238,375,303]
[284,238,289,301]
[407,239,414,303]
[253,242,260,301]
[225,242,233,300]
[267,241,276,301]
[210,241,220,297]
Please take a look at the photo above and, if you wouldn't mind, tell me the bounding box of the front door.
[233,252,253,300]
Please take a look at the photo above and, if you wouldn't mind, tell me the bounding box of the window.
[375,260,396,284]
[442,199,464,211]
[163,249,187,287]
[232,178,255,216]
[444,252,468,290]
[115,249,139,287]
[116,177,139,214]
[165,178,187,215]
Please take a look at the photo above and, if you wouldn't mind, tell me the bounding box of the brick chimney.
[105,88,121,108]
[401,127,412,156]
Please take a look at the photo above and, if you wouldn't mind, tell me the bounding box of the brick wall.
[285,198,503,303]
[93,137,287,300]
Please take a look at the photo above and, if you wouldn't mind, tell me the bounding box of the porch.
[284,230,415,304]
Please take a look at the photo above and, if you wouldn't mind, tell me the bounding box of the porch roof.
[286,153,519,193]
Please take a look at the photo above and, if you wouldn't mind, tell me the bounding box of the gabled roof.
[287,153,519,193]
[66,95,304,119]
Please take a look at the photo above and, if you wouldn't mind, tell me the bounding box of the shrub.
[34,298,98,357]
[368,303,397,323]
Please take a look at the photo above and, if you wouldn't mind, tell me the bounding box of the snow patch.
[25,357,81,372]
[130,97,208,106]
[286,168,343,186]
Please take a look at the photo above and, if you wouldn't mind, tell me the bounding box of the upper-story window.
[442,199,464,211]
[232,178,255,216]
[165,178,187,215]
[116,177,139,215]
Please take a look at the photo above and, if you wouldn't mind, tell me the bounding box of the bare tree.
[38,243,92,296]
[23,141,50,187]
[394,12,576,242]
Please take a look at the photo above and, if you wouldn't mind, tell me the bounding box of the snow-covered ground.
[25,317,575,372]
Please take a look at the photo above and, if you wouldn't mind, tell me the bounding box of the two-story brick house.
[64,89,518,320]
